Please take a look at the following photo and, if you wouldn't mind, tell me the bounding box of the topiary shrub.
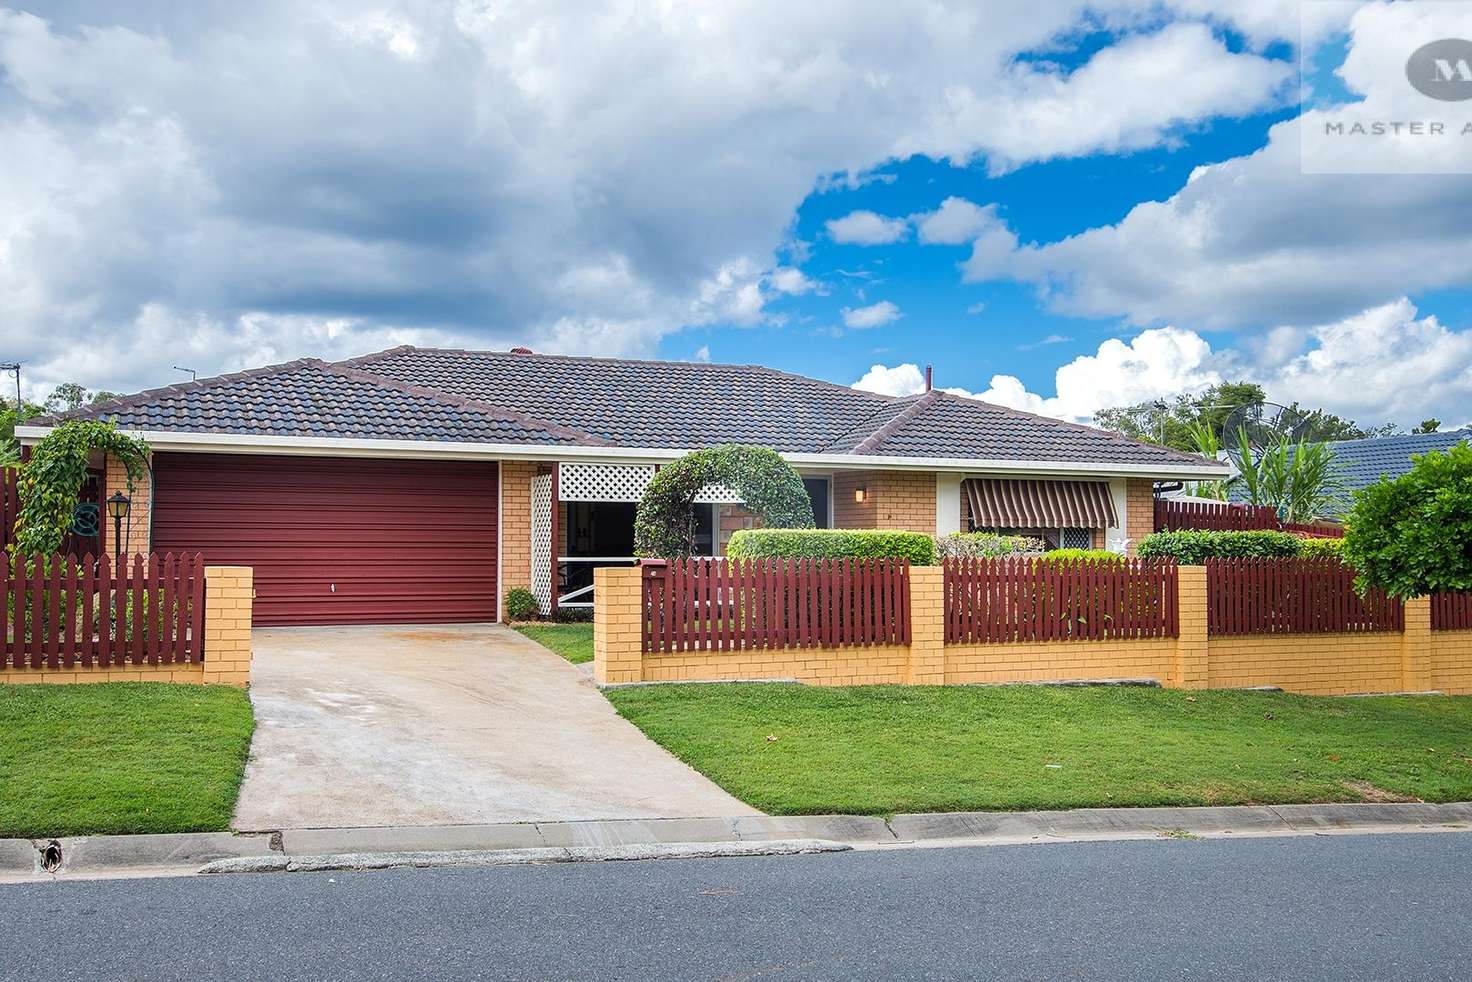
[634,445,813,558]
[1296,536,1346,560]
[1343,443,1472,598]
[1136,529,1302,564]
[726,528,935,565]
[1040,549,1124,564]
[934,532,1044,561]
[504,588,538,621]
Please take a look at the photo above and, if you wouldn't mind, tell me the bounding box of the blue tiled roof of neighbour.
[36,345,1224,471]
[1324,428,1472,514]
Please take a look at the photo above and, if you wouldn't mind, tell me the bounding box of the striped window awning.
[964,478,1117,529]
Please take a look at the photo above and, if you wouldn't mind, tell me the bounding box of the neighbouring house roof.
[28,345,1224,474]
[1323,427,1472,515]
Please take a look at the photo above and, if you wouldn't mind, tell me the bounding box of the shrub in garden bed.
[504,587,538,621]
[1040,549,1124,564]
[933,531,1043,561]
[1296,536,1346,560]
[726,528,936,565]
[1136,529,1302,564]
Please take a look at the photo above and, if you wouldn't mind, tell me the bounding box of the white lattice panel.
[694,483,743,504]
[531,473,554,615]
[558,463,657,502]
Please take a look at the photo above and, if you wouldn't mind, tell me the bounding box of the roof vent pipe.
[924,364,933,392]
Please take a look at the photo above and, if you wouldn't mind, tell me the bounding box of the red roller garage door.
[151,453,498,626]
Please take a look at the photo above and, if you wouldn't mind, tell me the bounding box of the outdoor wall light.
[106,491,131,553]
[853,486,868,503]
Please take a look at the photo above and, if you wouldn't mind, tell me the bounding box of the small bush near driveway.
[606,683,1472,815]
[515,623,594,664]
[0,683,254,838]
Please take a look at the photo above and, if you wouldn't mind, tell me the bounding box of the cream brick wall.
[104,453,153,558]
[0,565,253,687]
[594,563,1445,697]
[1125,478,1154,555]
[499,460,537,614]
[832,470,936,534]
[1430,629,1472,695]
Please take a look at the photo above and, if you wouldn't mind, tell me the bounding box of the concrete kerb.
[9,802,1472,881]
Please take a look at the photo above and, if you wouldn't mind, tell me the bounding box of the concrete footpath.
[5,801,1472,882]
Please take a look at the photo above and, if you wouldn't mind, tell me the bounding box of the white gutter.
[14,425,1232,480]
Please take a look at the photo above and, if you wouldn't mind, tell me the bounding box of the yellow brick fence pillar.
[1402,596,1432,692]
[594,566,644,684]
[1173,565,1209,689]
[203,566,253,687]
[907,565,945,685]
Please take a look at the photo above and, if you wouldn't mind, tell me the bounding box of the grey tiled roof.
[348,346,894,454]
[836,390,1214,465]
[47,359,600,445]
[1326,428,1472,488]
[40,345,1223,471]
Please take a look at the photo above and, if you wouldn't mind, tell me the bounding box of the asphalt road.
[3,833,1468,981]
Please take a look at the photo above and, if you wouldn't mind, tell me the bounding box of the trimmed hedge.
[934,532,1043,561]
[1136,529,1303,564]
[726,528,936,565]
[1296,537,1346,560]
[1041,549,1124,564]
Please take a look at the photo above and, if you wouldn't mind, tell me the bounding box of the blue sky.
[4,1,1472,429]
[662,107,1300,401]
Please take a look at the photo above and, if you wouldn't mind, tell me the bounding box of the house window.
[1059,528,1093,550]
[802,478,831,529]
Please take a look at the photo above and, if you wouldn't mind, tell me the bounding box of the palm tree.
[1232,427,1345,524]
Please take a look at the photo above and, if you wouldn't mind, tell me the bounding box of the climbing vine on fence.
[13,420,150,557]
[634,444,814,559]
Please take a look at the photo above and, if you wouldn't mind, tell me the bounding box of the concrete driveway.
[232,624,757,831]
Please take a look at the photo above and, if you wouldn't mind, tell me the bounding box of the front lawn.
[606,683,1472,815]
[0,683,255,838]
[514,623,594,664]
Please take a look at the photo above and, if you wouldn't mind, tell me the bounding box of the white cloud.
[693,345,712,363]
[768,266,818,295]
[853,363,926,397]
[862,299,1472,429]
[825,210,909,246]
[1018,333,1072,350]
[965,301,986,315]
[950,4,1472,331]
[0,4,1303,394]
[841,300,902,329]
[914,197,997,245]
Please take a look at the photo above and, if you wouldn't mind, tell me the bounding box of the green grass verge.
[0,683,255,838]
[514,623,594,664]
[605,683,1472,815]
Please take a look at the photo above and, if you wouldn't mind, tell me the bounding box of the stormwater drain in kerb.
[41,841,62,873]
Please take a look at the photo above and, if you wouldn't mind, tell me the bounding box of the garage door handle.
[330,583,336,593]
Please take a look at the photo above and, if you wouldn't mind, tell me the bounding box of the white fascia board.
[13,426,1231,480]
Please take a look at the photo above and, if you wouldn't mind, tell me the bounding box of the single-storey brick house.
[18,346,1227,626]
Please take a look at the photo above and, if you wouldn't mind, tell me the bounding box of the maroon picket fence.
[1433,592,1472,631]
[640,558,910,654]
[1155,500,1277,532]
[3,553,205,670]
[1206,558,1401,636]
[1153,498,1343,538]
[943,557,1178,644]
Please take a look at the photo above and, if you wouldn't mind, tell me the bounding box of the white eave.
[13,425,1232,481]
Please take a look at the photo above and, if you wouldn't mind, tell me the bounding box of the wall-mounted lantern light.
[853,485,868,504]
[106,491,131,554]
